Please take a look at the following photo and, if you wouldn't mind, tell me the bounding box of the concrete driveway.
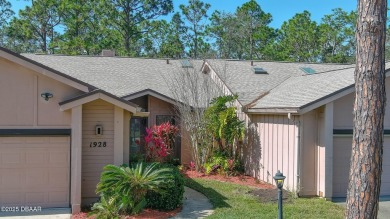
[335,200,390,219]
[0,208,71,218]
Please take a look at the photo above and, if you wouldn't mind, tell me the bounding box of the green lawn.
[184,178,344,219]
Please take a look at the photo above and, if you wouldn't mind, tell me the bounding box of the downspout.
[295,117,302,196]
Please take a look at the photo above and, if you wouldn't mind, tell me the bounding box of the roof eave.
[0,47,94,92]
[244,107,299,114]
[59,90,140,114]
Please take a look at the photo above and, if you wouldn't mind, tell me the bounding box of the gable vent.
[180,59,193,68]
[252,67,268,74]
[300,67,316,74]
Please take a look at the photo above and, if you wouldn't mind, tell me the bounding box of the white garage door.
[333,136,390,197]
[0,136,70,208]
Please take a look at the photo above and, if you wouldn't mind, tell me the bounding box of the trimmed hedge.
[146,164,184,210]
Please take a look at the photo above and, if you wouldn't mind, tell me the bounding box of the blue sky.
[10,0,356,28]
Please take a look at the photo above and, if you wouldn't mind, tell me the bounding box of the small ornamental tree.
[145,122,179,162]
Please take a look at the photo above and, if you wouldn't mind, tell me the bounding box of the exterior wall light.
[96,125,103,135]
[273,170,286,219]
[41,92,53,101]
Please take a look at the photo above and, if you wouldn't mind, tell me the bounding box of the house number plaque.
[90,141,107,147]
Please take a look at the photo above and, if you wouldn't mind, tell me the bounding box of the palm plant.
[89,195,120,219]
[96,162,172,214]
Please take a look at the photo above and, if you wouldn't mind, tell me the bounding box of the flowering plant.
[145,122,179,162]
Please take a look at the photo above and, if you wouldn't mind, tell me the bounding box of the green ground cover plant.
[185,177,344,219]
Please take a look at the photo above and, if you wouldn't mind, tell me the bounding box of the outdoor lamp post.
[274,170,286,219]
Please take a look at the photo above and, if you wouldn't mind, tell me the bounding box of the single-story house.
[201,60,390,200]
[0,46,389,213]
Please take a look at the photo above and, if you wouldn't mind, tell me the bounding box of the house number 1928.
[90,142,107,147]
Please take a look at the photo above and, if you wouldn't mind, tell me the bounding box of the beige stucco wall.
[81,99,115,204]
[0,57,82,128]
[244,114,299,192]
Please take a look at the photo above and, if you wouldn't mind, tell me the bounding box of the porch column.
[71,105,82,213]
[324,102,334,199]
[123,112,131,165]
[114,106,124,165]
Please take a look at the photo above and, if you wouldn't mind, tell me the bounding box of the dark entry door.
[130,117,148,162]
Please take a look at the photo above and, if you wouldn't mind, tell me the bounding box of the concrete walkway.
[171,187,214,219]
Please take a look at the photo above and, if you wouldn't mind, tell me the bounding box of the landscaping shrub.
[204,150,244,175]
[146,164,184,210]
[89,195,120,219]
[94,162,172,215]
[145,122,179,162]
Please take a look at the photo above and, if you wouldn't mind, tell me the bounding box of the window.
[180,59,193,68]
[300,67,316,74]
[156,115,175,125]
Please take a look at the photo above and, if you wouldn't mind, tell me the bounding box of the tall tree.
[180,0,210,58]
[142,13,186,58]
[318,8,356,63]
[346,0,387,218]
[159,13,186,58]
[100,0,173,56]
[236,0,273,60]
[16,0,61,53]
[58,0,106,55]
[273,11,319,62]
[0,0,14,47]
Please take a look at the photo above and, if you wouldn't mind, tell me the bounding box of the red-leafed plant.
[145,122,179,162]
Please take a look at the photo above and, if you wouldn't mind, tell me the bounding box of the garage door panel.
[26,169,48,187]
[49,151,69,165]
[25,192,45,204]
[1,193,23,205]
[1,171,23,188]
[0,136,70,208]
[2,151,23,165]
[333,136,390,197]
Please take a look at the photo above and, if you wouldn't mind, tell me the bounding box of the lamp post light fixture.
[274,170,286,219]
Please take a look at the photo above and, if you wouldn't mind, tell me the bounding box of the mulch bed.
[71,207,181,219]
[183,169,275,189]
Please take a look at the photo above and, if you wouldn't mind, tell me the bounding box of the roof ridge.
[206,58,355,65]
[301,66,356,76]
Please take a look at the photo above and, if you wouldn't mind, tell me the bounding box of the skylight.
[252,67,268,74]
[180,59,193,68]
[300,67,316,74]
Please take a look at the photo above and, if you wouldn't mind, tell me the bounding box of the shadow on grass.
[184,177,231,209]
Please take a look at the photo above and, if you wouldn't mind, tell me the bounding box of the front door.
[129,117,148,162]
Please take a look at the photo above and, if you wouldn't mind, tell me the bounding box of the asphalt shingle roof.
[22,54,203,100]
[20,53,388,112]
[206,59,355,109]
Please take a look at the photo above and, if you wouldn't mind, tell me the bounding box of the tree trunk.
[346,0,387,218]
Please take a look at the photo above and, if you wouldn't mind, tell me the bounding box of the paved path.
[171,187,214,219]
[335,200,390,219]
